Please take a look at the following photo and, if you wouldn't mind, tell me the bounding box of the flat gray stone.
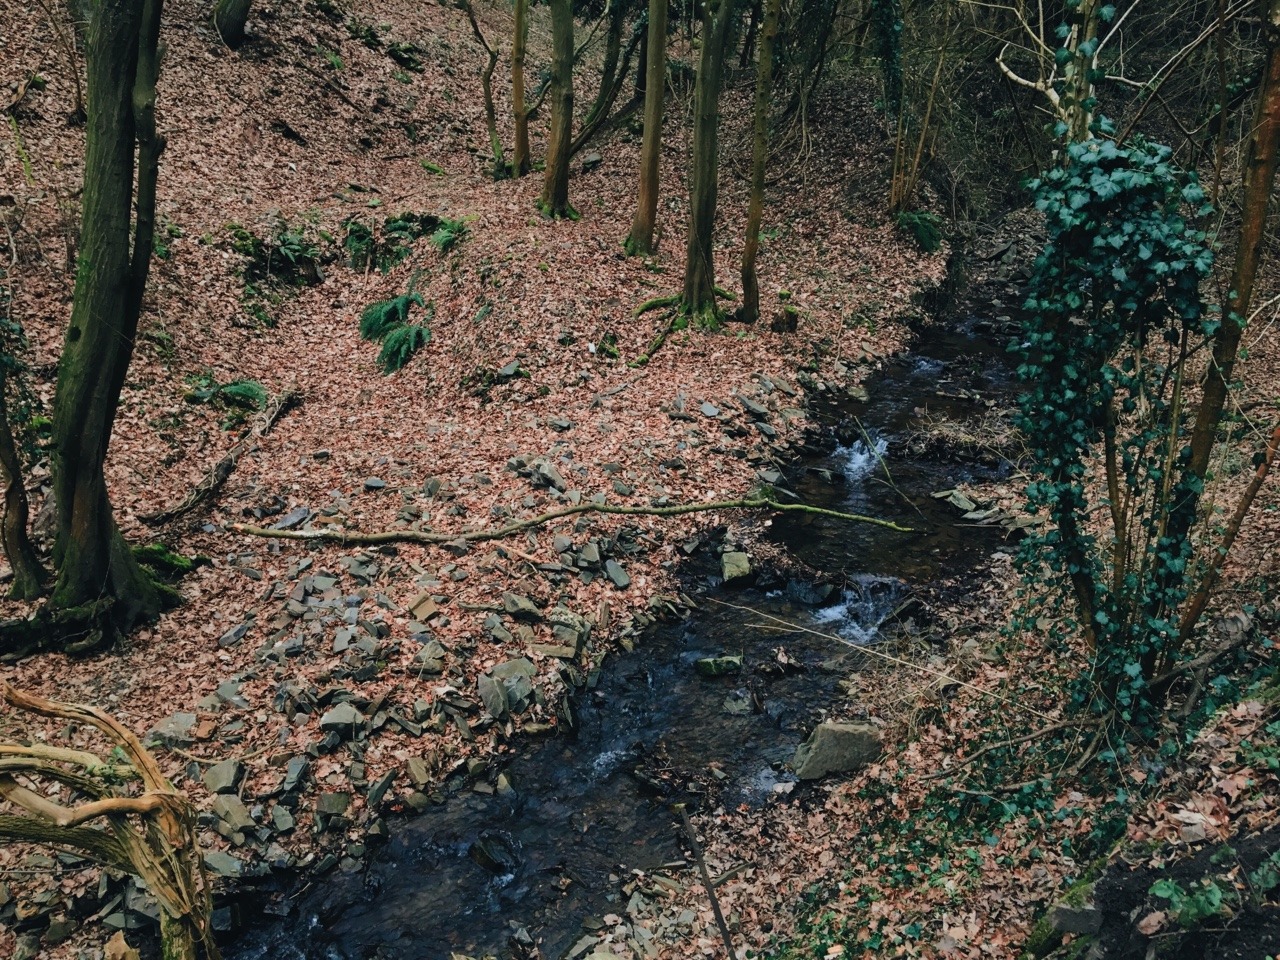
[319,703,366,737]
[605,560,630,588]
[203,760,243,795]
[271,805,295,833]
[478,672,508,720]
[721,551,752,583]
[1048,901,1102,935]
[204,851,243,878]
[316,792,351,817]
[148,712,197,747]
[490,657,537,681]
[212,795,255,832]
[700,402,720,418]
[503,592,542,621]
[793,721,883,780]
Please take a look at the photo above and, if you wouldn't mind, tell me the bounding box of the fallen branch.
[921,717,1103,782]
[142,387,300,526]
[674,803,736,960]
[630,310,676,367]
[230,496,913,548]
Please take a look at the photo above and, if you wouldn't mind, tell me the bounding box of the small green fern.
[430,217,468,253]
[360,291,424,341]
[377,323,431,373]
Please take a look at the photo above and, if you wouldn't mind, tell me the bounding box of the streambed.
[227,312,1019,960]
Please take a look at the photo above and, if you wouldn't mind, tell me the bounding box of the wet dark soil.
[1088,827,1280,960]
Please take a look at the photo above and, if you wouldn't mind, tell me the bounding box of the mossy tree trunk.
[681,0,738,319]
[540,0,575,217]
[212,0,251,48]
[739,0,780,325]
[49,0,164,641]
[625,0,669,255]
[511,0,532,176]
[0,367,46,600]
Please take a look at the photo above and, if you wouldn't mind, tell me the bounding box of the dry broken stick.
[142,386,300,527]
[229,495,912,547]
[675,802,737,959]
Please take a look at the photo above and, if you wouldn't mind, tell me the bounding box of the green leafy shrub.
[344,212,439,272]
[226,219,321,286]
[376,322,431,373]
[184,374,269,428]
[359,289,423,341]
[895,210,943,252]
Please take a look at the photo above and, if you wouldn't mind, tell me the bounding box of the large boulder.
[792,721,882,780]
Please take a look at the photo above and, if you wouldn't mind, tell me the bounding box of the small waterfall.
[810,574,903,644]
[837,437,888,482]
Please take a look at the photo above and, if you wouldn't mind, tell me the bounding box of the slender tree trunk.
[625,0,668,255]
[49,0,164,639]
[681,0,737,319]
[460,0,505,177]
[1186,0,1280,482]
[0,369,45,600]
[739,0,761,68]
[512,0,532,177]
[212,0,251,48]
[571,21,644,156]
[584,0,626,131]
[540,0,576,217]
[740,0,781,325]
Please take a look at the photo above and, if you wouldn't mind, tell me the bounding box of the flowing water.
[226,313,1018,960]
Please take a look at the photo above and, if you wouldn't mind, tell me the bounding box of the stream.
[226,310,1019,960]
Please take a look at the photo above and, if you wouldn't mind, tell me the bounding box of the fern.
[430,218,468,253]
[360,291,424,341]
[218,379,269,409]
[376,323,431,373]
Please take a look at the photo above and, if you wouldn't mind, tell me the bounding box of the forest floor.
[1,0,1279,958]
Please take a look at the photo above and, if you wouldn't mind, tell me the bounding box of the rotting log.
[230,496,913,548]
[0,683,220,960]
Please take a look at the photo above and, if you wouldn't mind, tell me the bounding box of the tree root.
[633,293,680,317]
[0,598,117,661]
[229,496,913,549]
[629,309,676,367]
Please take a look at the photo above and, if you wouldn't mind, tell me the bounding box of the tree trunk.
[212,0,251,48]
[49,0,164,639]
[681,0,737,319]
[625,0,668,255]
[740,0,780,325]
[0,369,46,600]
[540,0,575,217]
[459,0,505,177]
[739,0,761,69]
[512,0,532,177]
[571,19,643,156]
[1186,0,1280,483]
